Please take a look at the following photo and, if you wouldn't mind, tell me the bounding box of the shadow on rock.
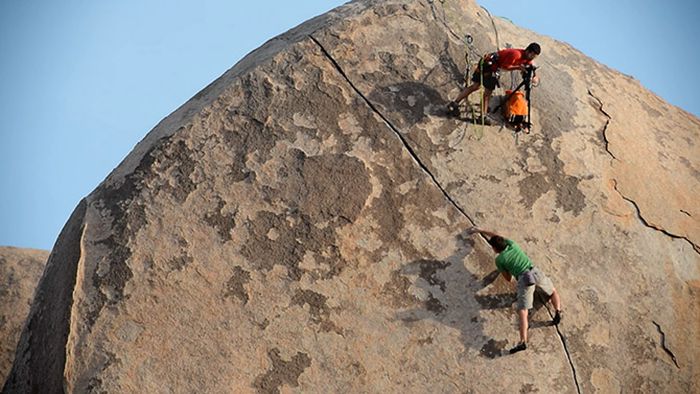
[392,232,554,359]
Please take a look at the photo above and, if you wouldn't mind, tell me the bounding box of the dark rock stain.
[386,260,451,314]
[679,157,700,181]
[158,140,197,203]
[253,348,312,394]
[518,171,585,216]
[475,293,513,309]
[242,210,344,281]
[167,254,192,272]
[242,151,370,281]
[167,237,192,272]
[418,260,450,291]
[425,296,446,314]
[222,115,275,182]
[382,271,416,308]
[204,198,237,242]
[370,187,408,247]
[85,351,118,393]
[480,338,506,359]
[90,135,200,329]
[518,173,549,210]
[369,81,445,127]
[242,211,304,281]
[279,149,372,224]
[223,266,251,304]
[480,175,501,183]
[519,383,539,393]
[291,289,329,324]
[418,260,449,314]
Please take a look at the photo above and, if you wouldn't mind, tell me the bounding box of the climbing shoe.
[552,310,562,326]
[509,342,527,354]
[447,101,460,117]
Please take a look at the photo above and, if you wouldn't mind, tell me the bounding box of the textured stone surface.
[4,1,699,393]
[0,247,48,385]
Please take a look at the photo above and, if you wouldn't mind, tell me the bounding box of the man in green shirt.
[468,227,562,354]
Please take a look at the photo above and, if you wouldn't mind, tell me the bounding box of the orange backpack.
[504,89,528,121]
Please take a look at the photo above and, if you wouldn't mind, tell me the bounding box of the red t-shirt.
[492,48,532,71]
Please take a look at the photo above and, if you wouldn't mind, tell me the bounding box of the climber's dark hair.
[526,42,541,55]
[487,236,509,253]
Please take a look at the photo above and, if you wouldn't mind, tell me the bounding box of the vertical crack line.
[612,179,700,254]
[600,118,615,160]
[543,304,582,394]
[309,34,475,227]
[587,89,611,119]
[557,328,582,394]
[314,34,581,392]
[653,321,680,368]
[587,90,617,161]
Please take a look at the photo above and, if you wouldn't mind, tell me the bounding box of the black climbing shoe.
[509,342,527,354]
[552,310,562,326]
[447,101,460,117]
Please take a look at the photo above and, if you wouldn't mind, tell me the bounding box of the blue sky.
[1,1,698,251]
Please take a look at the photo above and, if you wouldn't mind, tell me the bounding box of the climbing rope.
[427,0,510,140]
[427,0,461,42]
[461,34,483,140]
[481,6,501,51]
[476,57,485,139]
[505,43,517,91]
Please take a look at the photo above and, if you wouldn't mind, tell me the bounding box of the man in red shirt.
[447,42,541,122]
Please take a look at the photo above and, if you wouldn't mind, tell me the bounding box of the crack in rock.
[653,321,680,368]
[594,94,698,254]
[313,33,584,393]
[309,34,475,227]
[543,306,582,394]
[612,180,700,254]
[587,90,617,160]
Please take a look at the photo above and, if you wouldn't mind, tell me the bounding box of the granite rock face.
[0,247,48,385]
[4,1,699,393]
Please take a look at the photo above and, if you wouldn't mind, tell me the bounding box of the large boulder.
[0,247,48,385]
[4,0,698,393]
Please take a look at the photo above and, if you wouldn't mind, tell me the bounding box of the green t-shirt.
[495,239,533,277]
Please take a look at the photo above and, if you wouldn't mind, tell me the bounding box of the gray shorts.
[516,266,555,310]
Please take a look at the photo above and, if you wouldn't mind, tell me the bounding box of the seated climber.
[466,226,562,354]
[447,42,541,123]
